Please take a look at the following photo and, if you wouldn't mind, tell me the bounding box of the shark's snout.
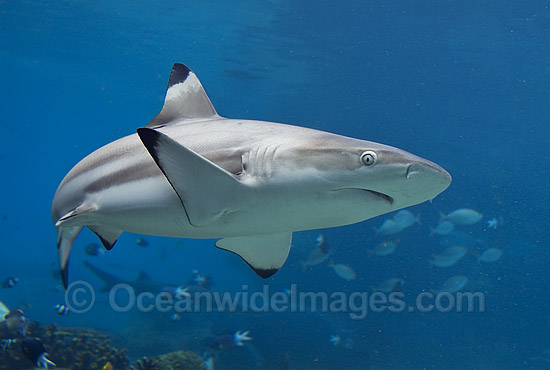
[406,160,451,183]
[404,159,452,202]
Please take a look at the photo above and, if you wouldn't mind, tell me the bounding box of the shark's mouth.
[363,189,394,205]
[334,188,394,205]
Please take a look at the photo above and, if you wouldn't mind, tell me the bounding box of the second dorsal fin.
[146,63,218,128]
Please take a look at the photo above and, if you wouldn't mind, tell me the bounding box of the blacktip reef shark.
[52,63,451,287]
[82,261,166,293]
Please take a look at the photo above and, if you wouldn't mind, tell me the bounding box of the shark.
[52,63,451,287]
[82,261,209,295]
[83,261,168,293]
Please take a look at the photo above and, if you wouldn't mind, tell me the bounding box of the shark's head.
[273,131,452,223]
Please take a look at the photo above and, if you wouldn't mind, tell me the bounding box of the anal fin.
[216,233,293,278]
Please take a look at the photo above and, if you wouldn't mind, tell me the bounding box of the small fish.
[170,313,181,322]
[430,246,468,267]
[441,208,483,225]
[433,275,468,293]
[3,277,19,288]
[173,286,190,300]
[0,338,16,350]
[209,330,252,351]
[367,239,398,256]
[136,237,149,247]
[328,262,357,281]
[54,304,69,316]
[84,243,104,256]
[187,270,214,289]
[372,278,404,293]
[392,210,420,228]
[3,309,29,336]
[204,357,215,370]
[329,334,341,346]
[20,337,56,369]
[301,247,331,270]
[194,274,206,284]
[0,300,9,320]
[478,248,503,263]
[430,220,455,236]
[486,217,502,230]
[376,218,405,235]
[315,234,325,248]
[102,362,114,370]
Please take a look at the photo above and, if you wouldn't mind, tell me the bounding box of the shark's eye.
[360,151,377,166]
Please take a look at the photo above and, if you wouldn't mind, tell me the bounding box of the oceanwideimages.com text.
[65,281,485,320]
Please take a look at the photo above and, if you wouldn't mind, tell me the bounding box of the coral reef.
[0,322,129,370]
[128,351,205,370]
[129,356,159,370]
[1,321,205,370]
[152,350,205,370]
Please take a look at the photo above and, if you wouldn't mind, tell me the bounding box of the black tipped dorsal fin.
[146,63,218,128]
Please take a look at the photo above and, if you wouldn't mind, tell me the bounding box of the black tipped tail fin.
[57,225,83,289]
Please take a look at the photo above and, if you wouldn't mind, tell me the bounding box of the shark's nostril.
[406,164,414,179]
[405,163,424,179]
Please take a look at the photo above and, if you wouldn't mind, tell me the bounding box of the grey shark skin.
[52,63,451,287]
[83,261,164,293]
[82,261,205,295]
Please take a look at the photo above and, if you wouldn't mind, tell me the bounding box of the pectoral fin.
[137,127,243,227]
[216,233,293,278]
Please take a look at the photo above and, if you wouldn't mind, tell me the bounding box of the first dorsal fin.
[146,63,218,128]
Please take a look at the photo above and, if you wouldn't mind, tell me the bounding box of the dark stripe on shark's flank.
[83,162,162,193]
[168,63,191,88]
[59,145,153,187]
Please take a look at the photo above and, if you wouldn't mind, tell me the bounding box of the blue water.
[1,1,549,369]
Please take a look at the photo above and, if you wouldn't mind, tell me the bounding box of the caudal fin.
[57,225,83,289]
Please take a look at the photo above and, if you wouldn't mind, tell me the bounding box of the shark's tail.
[55,207,122,288]
[56,225,84,289]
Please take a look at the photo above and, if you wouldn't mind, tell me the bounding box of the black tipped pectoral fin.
[215,233,293,278]
[137,128,242,227]
[87,225,122,250]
